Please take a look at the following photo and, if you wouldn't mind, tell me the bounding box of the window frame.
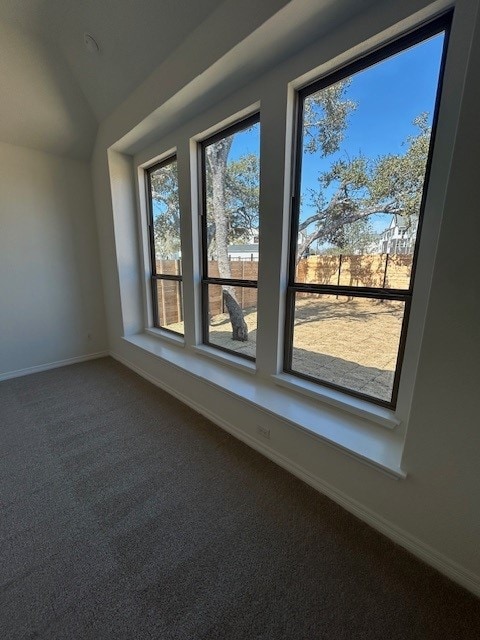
[199,112,261,362]
[145,155,184,336]
[284,12,452,409]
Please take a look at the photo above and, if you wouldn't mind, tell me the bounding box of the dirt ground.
[167,295,404,402]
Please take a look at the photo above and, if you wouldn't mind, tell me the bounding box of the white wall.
[402,5,480,569]
[92,0,480,595]
[0,141,107,377]
[0,19,96,160]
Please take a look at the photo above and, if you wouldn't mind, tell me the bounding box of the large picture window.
[285,15,450,407]
[146,156,184,335]
[200,114,260,360]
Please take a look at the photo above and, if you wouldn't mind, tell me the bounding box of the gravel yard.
[167,295,404,402]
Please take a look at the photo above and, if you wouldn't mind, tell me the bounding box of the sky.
[153,31,446,245]
[300,31,445,236]
[228,30,445,238]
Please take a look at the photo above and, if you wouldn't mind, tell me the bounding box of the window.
[200,114,260,361]
[285,15,450,407]
[146,156,184,335]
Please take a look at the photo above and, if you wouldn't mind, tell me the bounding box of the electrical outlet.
[256,425,270,439]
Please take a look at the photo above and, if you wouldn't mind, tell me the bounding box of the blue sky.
[229,123,260,161]
[302,32,445,236]
[154,32,446,242]
[227,31,445,237]
[301,36,443,172]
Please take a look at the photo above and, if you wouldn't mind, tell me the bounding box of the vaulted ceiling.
[0,0,225,120]
[0,0,226,158]
[0,0,380,160]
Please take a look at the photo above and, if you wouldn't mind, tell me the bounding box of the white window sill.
[145,326,185,346]
[191,344,256,374]
[122,332,406,480]
[272,373,400,430]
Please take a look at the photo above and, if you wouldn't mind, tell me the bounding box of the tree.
[205,136,248,341]
[202,87,357,341]
[303,81,357,156]
[205,133,260,342]
[225,154,260,240]
[298,88,432,260]
[319,218,378,256]
[150,162,181,260]
[149,138,260,343]
[150,81,432,342]
[206,152,260,256]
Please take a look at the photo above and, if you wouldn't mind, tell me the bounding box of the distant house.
[376,214,418,254]
[227,243,259,261]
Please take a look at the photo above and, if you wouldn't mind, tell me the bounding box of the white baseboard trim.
[111,350,480,599]
[0,351,109,382]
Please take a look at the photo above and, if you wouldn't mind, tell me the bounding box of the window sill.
[122,332,406,480]
[272,373,400,430]
[192,344,256,374]
[145,327,185,346]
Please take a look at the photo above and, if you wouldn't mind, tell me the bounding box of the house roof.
[228,244,259,253]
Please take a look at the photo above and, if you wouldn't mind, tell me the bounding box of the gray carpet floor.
[1,357,479,639]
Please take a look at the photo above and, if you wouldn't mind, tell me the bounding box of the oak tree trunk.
[207,141,248,342]
[223,289,248,341]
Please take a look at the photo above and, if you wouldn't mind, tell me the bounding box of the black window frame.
[285,12,452,409]
[145,155,184,336]
[199,113,260,362]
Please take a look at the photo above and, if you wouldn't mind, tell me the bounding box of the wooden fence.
[156,254,413,326]
[296,253,413,289]
[155,259,258,326]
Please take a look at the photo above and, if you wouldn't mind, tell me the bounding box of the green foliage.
[321,218,378,255]
[299,110,432,258]
[303,80,357,156]
[151,85,432,266]
[225,154,260,241]
[150,162,181,259]
[368,113,431,224]
[205,135,260,256]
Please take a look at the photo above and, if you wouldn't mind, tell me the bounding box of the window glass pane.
[149,159,182,274]
[204,120,260,280]
[207,256,258,280]
[206,284,257,358]
[295,32,445,290]
[291,293,405,403]
[154,279,184,335]
[295,253,413,289]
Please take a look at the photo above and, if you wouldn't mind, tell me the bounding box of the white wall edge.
[111,350,480,599]
[0,351,109,382]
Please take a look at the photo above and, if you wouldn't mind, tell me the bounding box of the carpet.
[1,357,479,639]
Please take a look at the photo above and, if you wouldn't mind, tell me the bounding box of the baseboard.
[111,350,480,598]
[0,351,109,382]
